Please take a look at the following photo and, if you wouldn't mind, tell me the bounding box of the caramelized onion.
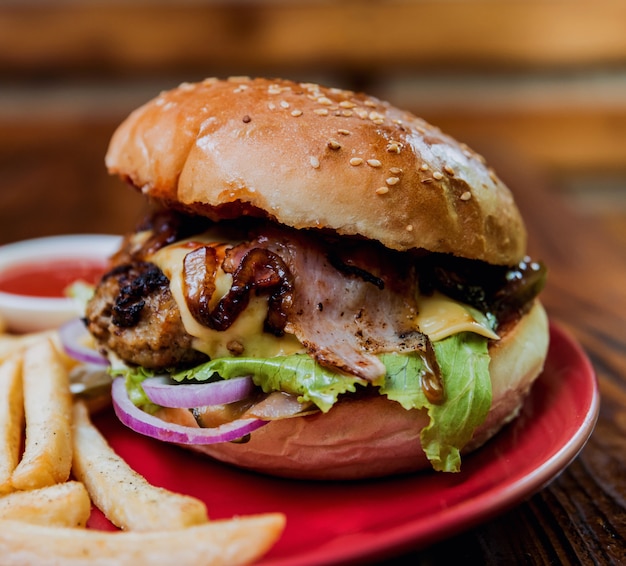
[185,247,294,335]
[182,246,218,326]
[138,209,212,260]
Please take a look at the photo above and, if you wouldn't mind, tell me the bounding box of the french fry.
[0,330,56,364]
[0,334,286,565]
[0,481,91,528]
[0,355,23,494]
[11,339,73,490]
[0,513,285,566]
[72,401,208,531]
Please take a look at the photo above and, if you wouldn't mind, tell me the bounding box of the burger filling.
[86,209,546,472]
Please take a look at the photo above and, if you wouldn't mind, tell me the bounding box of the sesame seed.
[444,165,455,176]
[327,139,342,150]
[337,129,351,135]
[339,100,356,109]
[433,171,444,180]
[314,108,329,116]
[280,100,290,109]
[386,142,401,154]
[268,85,282,95]
[341,110,354,117]
[317,96,333,105]
[376,187,389,195]
[422,178,434,184]
[310,156,320,169]
[355,109,369,119]
[367,159,382,168]
[349,157,363,166]
[369,111,384,122]
[268,102,276,110]
[386,177,400,186]
[406,224,414,232]
[460,191,472,201]
[291,109,303,117]
[420,163,429,171]
[389,167,403,175]
[178,82,195,92]
[364,100,377,108]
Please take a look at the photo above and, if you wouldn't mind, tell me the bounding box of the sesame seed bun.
[156,302,549,480]
[106,77,526,265]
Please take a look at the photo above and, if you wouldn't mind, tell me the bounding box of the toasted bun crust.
[158,302,549,480]
[106,77,526,265]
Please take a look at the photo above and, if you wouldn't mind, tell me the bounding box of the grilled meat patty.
[86,261,207,370]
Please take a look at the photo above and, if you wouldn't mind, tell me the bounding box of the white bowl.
[0,234,122,333]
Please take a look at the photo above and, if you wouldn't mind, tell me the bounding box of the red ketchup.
[0,259,108,298]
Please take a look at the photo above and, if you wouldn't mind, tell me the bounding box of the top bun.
[106,77,526,264]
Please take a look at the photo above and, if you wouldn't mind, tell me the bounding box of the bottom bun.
[166,302,549,480]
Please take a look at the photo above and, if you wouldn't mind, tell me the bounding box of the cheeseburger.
[86,77,548,479]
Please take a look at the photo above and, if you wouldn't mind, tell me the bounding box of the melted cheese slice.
[416,291,499,341]
[149,238,304,360]
[149,236,498,359]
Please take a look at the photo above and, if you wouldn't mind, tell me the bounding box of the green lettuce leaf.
[171,355,367,413]
[115,332,491,472]
[380,333,491,472]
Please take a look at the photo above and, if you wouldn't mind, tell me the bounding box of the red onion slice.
[111,378,267,444]
[59,317,109,366]
[142,376,255,408]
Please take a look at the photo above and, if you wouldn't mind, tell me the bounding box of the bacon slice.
[224,227,429,382]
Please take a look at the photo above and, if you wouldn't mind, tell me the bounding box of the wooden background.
[1,2,625,564]
[2,0,626,246]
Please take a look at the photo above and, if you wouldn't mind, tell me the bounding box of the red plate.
[90,323,599,565]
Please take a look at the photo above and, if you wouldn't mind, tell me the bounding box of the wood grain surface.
[4,1,626,73]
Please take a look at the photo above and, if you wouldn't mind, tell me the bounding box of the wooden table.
[1,112,624,565]
[386,151,626,565]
